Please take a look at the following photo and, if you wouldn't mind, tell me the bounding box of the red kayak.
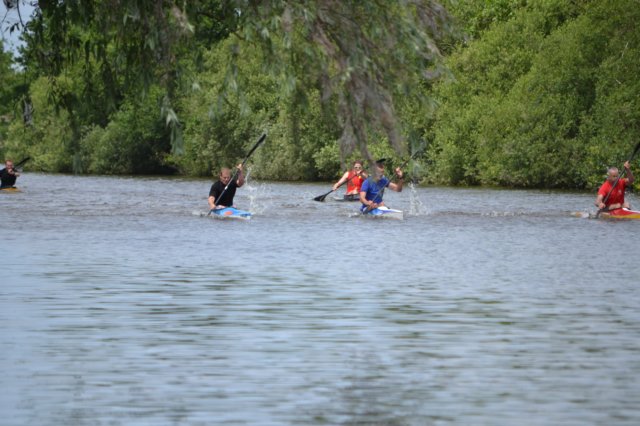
[599,208,640,220]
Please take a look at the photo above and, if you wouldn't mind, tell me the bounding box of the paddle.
[208,133,266,215]
[13,157,31,170]
[595,140,640,218]
[313,170,363,202]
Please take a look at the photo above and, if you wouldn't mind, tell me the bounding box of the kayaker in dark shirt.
[208,164,245,210]
[0,160,20,188]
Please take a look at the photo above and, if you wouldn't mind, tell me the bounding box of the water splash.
[245,181,273,215]
[407,182,430,216]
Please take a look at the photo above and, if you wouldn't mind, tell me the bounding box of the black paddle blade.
[241,133,267,166]
[14,157,31,169]
[313,190,332,202]
[630,140,640,162]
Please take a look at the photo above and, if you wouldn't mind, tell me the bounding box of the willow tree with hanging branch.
[226,1,452,164]
[6,0,452,167]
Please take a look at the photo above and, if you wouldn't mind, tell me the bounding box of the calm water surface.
[1,173,640,425]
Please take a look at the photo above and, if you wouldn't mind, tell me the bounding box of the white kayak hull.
[362,206,404,220]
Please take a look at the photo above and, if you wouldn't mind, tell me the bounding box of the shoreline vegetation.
[1,1,639,191]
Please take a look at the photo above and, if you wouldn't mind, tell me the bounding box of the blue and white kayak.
[209,207,252,220]
[361,206,404,220]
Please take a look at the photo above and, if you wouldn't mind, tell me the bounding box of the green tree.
[425,0,640,189]
[7,0,452,168]
[0,41,23,156]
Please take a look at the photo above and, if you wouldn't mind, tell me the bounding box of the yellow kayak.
[0,187,21,193]
[598,208,640,220]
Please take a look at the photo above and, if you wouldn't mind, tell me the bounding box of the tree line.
[1,0,638,189]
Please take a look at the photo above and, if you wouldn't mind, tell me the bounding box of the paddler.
[595,161,634,211]
[331,160,368,201]
[208,164,245,210]
[359,158,404,212]
[0,159,20,189]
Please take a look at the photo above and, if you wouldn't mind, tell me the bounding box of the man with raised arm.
[208,164,245,210]
[595,161,634,210]
[359,158,404,212]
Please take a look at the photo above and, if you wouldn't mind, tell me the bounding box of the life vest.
[346,170,364,194]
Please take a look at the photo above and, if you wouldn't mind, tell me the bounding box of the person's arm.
[388,168,404,192]
[359,178,376,209]
[236,164,245,187]
[208,195,217,210]
[359,190,377,210]
[208,184,220,210]
[332,172,350,191]
[595,193,605,209]
[624,161,634,185]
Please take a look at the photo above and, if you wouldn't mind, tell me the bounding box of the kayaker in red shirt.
[332,160,368,201]
[595,161,634,210]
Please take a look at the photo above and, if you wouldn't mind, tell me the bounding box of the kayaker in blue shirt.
[359,158,404,212]
[208,164,245,210]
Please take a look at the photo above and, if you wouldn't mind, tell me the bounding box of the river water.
[1,173,639,425]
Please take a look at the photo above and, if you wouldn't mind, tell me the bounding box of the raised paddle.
[13,157,31,170]
[313,170,364,202]
[595,140,640,218]
[208,133,266,215]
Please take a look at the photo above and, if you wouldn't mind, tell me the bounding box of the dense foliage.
[0,41,25,148]
[2,0,449,179]
[2,0,640,189]
[427,0,640,188]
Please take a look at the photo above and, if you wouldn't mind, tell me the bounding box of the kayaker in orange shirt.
[595,161,634,210]
[332,160,368,201]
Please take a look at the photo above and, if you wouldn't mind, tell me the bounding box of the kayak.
[362,206,404,220]
[0,187,21,193]
[598,208,640,220]
[209,207,252,220]
[332,195,360,202]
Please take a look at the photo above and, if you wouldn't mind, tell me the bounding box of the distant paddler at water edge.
[1,159,20,189]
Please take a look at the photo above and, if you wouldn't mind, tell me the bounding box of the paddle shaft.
[314,170,364,202]
[211,133,266,209]
[12,157,31,169]
[596,141,640,217]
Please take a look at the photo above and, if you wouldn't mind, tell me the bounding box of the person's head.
[5,160,14,170]
[373,158,386,179]
[352,160,364,172]
[606,166,620,183]
[219,167,232,185]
